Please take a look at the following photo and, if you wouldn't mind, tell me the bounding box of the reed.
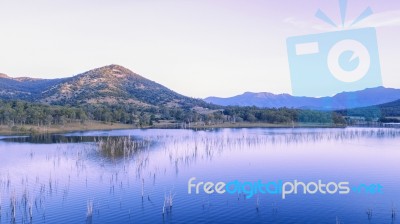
[95,136,149,159]
[272,202,278,214]
[256,195,259,210]
[87,200,93,218]
[7,173,10,189]
[162,197,165,215]
[10,192,16,222]
[392,203,397,219]
[162,191,175,215]
[165,191,175,208]
[366,208,373,220]
[29,198,33,220]
[141,178,144,199]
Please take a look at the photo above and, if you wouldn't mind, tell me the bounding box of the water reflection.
[1,134,146,144]
[0,128,399,223]
[96,136,150,160]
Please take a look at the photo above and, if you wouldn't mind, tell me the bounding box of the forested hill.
[0,64,210,109]
[337,99,400,120]
[0,100,346,128]
[0,65,347,129]
[0,75,68,101]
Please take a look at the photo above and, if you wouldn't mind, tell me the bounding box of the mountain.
[0,65,211,109]
[0,74,68,101]
[0,65,349,128]
[0,73,9,78]
[3,65,399,111]
[205,87,400,110]
[378,99,400,116]
[205,92,318,109]
[337,98,400,119]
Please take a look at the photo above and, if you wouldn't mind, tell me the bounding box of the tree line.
[0,100,347,128]
[336,99,400,122]
[221,106,346,124]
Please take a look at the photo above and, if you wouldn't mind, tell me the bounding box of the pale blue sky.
[0,0,399,98]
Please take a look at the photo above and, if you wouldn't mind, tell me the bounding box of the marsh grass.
[95,136,149,160]
[87,200,93,218]
[1,128,400,222]
[163,191,175,215]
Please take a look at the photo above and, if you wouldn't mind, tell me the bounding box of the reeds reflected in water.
[0,128,399,223]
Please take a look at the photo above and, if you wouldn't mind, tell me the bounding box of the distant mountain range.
[2,65,400,112]
[205,87,400,110]
[0,65,210,109]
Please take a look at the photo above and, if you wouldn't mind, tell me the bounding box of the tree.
[45,114,53,126]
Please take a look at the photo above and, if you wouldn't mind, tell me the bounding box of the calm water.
[0,128,399,224]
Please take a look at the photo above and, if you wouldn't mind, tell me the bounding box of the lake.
[0,128,399,223]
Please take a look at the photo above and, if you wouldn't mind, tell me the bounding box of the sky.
[0,0,399,98]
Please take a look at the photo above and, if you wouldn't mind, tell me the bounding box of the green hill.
[337,99,400,120]
[0,64,211,109]
[0,65,348,132]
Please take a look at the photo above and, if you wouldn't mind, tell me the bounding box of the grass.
[181,122,345,129]
[151,120,346,129]
[0,120,346,135]
[87,200,93,218]
[387,116,400,119]
[0,120,134,135]
[96,136,148,159]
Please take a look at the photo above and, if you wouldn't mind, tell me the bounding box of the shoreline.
[1,121,397,136]
[0,121,134,135]
[0,121,347,135]
[184,122,346,129]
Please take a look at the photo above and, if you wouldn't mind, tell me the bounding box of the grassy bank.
[187,122,345,129]
[0,121,346,135]
[152,121,346,129]
[0,121,134,135]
